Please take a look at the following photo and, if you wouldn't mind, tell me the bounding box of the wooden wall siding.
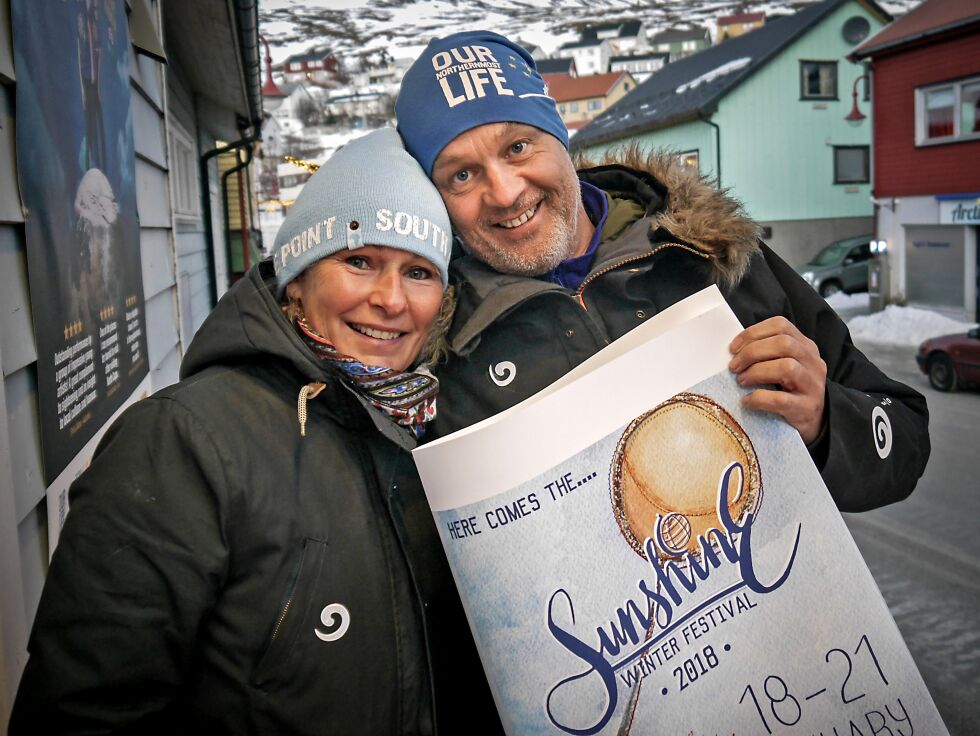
[133,90,167,166]
[6,366,43,523]
[871,32,980,197]
[717,0,879,223]
[152,342,180,389]
[0,227,35,377]
[135,157,172,228]
[141,227,176,300]
[167,64,222,347]
[0,85,24,223]
[0,0,196,718]
[0,1,33,709]
[0,0,14,82]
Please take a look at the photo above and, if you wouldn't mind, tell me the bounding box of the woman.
[10,129,478,734]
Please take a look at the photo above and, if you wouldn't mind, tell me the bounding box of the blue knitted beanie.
[273,128,451,295]
[396,31,569,176]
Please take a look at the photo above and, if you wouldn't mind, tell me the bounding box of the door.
[842,242,871,292]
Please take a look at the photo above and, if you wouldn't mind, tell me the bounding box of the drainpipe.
[199,135,257,307]
[221,142,255,277]
[244,159,258,251]
[699,113,721,188]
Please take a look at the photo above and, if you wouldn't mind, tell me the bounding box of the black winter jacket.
[429,155,930,512]
[10,262,497,735]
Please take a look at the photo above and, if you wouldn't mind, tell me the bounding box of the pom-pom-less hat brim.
[273,128,452,295]
[396,31,569,177]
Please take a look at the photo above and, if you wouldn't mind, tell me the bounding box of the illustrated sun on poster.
[414,287,947,735]
[12,0,149,485]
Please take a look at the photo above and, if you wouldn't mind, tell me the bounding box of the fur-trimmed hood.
[576,143,761,289]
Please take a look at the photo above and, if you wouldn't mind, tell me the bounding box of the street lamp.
[846,74,869,122]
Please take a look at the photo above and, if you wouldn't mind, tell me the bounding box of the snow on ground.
[824,291,869,311]
[847,304,978,348]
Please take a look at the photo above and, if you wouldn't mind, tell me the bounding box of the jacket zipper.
[573,242,710,310]
[271,596,293,641]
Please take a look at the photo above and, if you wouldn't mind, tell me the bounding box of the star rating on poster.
[63,320,84,339]
[99,305,117,320]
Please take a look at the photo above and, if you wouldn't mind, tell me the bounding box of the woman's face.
[287,246,444,371]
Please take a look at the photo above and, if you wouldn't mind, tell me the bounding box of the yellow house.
[543,71,637,131]
[717,12,766,41]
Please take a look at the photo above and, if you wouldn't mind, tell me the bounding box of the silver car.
[796,235,873,298]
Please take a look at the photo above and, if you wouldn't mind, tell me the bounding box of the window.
[846,243,871,263]
[570,102,580,112]
[800,61,838,99]
[587,99,602,111]
[559,104,566,114]
[679,150,699,170]
[168,122,200,219]
[833,145,869,184]
[916,76,980,145]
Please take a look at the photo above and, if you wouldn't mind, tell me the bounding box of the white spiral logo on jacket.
[871,406,892,459]
[489,361,517,387]
[314,603,350,642]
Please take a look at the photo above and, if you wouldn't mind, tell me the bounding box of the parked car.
[796,235,873,298]
[916,327,980,391]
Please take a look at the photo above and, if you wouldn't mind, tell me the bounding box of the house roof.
[718,11,766,25]
[851,0,980,59]
[648,27,710,44]
[573,0,889,150]
[559,37,609,50]
[610,52,669,64]
[536,57,577,75]
[281,46,334,65]
[581,19,643,39]
[544,72,630,102]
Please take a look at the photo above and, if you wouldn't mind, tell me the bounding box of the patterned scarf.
[294,315,438,439]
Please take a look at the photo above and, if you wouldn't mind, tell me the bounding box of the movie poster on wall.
[413,287,947,736]
[12,0,148,484]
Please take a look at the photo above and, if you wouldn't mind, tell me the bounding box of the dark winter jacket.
[430,151,930,511]
[10,261,497,735]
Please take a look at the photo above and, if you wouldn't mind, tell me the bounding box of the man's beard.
[456,177,584,276]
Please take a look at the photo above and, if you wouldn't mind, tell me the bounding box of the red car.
[916,327,980,391]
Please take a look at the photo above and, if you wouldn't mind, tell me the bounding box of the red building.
[852,0,980,318]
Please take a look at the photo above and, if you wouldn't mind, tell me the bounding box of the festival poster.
[413,287,946,736]
[12,0,148,484]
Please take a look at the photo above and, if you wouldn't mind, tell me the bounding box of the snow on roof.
[675,57,752,94]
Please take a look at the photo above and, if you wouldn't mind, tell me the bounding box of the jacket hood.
[576,144,761,289]
[180,260,328,383]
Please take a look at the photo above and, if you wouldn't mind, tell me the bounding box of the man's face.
[431,122,590,275]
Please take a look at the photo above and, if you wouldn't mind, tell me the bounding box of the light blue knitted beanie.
[273,128,451,295]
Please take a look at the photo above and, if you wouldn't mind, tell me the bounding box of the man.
[396,30,929,511]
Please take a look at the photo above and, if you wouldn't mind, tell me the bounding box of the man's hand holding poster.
[413,287,947,735]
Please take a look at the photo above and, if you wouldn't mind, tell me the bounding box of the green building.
[573,0,890,266]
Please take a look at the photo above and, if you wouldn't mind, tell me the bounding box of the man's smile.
[496,202,540,229]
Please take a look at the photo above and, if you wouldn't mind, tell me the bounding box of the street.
[845,339,980,736]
